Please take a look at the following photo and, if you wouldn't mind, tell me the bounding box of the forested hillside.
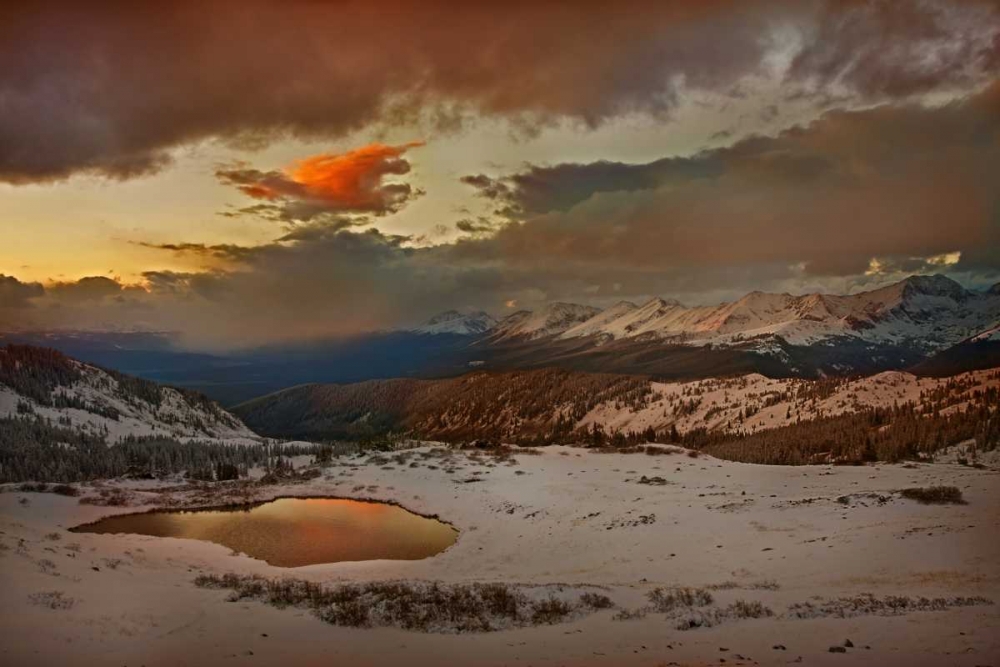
[234,368,652,442]
[0,345,265,482]
[236,367,1000,465]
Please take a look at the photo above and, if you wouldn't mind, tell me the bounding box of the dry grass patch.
[675,600,774,630]
[28,591,75,610]
[784,593,991,619]
[648,587,714,612]
[195,574,610,633]
[899,486,966,505]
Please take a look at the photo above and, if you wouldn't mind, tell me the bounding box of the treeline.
[571,394,1000,464]
[677,399,1000,465]
[0,345,82,405]
[1,344,240,430]
[539,397,999,465]
[0,415,316,483]
[236,368,654,443]
[407,369,652,442]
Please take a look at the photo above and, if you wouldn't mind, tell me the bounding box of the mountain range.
[2,275,998,406]
[409,275,1000,377]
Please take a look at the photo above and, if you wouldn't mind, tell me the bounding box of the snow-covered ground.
[1,445,997,666]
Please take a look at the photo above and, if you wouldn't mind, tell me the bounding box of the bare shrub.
[37,558,58,575]
[613,607,648,621]
[18,482,48,492]
[28,591,75,610]
[728,599,773,619]
[785,594,992,619]
[78,488,132,506]
[674,600,773,630]
[899,486,966,505]
[647,587,713,612]
[531,596,574,624]
[708,580,780,591]
[579,592,615,609]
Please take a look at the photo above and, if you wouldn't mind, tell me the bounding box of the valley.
[1,343,998,666]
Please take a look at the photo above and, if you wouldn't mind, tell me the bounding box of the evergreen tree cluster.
[676,396,999,465]
[0,414,317,483]
[0,345,82,405]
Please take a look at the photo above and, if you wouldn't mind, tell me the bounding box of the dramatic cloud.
[789,0,1000,99]
[4,2,999,347]
[0,274,44,310]
[9,81,999,347]
[46,276,124,302]
[463,80,1000,280]
[216,142,424,221]
[2,1,997,183]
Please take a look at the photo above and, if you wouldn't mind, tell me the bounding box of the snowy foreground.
[1,445,998,666]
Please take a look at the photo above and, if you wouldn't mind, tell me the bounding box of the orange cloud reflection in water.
[72,498,457,568]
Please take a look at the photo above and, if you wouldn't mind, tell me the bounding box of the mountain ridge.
[414,275,999,358]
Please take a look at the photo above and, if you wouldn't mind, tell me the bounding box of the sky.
[1,0,999,349]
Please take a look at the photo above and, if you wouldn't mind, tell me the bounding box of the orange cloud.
[289,141,424,208]
[216,141,424,219]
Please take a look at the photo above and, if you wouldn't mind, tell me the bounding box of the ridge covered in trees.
[237,367,1000,465]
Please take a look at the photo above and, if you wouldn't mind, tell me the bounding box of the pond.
[71,497,458,567]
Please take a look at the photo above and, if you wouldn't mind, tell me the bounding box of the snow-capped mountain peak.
[410,310,498,336]
[487,302,602,341]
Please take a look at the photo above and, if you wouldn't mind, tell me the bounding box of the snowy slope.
[0,353,260,445]
[578,368,1000,437]
[560,301,638,339]
[410,310,497,335]
[487,303,602,341]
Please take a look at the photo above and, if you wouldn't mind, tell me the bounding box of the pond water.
[71,498,458,567]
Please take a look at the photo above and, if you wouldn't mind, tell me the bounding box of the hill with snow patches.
[0,345,259,445]
[235,362,1000,461]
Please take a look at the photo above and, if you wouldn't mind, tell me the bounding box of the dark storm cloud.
[788,0,1000,99]
[462,157,724,218]
[47,276,123,301]
[461,81,1000,280]
[0,274,44,309]
[2,1,997,183]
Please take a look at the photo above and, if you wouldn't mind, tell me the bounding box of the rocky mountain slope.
[555,275,998,350]
[409,310,497,336]
[0,345,259,445]
[484,303,603,342]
